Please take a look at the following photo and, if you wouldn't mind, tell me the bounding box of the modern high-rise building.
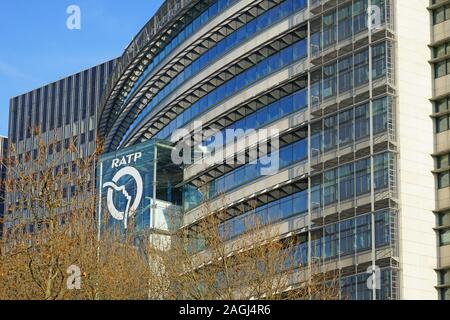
[429,0,450,301]
[4,0,446,300]
[0,136,8,240]
[95,0,443,300]
[5,60,116,234]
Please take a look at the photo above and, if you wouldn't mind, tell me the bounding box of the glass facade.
[98,140,182,233]
[96,0,400,300]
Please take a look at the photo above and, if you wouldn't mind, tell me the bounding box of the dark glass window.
[82,70,88,119]
[65,77,72,125]
[33,89,41,131]
[42,86,48,133]
[26,93,32,138]
[58,81,64,128]
[11,97,18,143]
[89,130,95,142]
[440,229,450,246]
[438,171,450,189]
[90,68,97,117]
[50,83,56,130]
[74,74,80,122]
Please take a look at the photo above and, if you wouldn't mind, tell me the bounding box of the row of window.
[197,95,389,170]
[433,40,450,59]
[205,138,308,200]
[437,114,450,133]
[15,131,95,164]
[440,229,450,246]
[311,0,385,53]
[433,4,450,25]
[202,88,308,151]
[438,211,450,248]
[123,0,307,144]
[312,96,390,152]
[435,97,450,113]
[312,153,390,206]
[434,58,450,78]
[340,268,393,300]
[190,202,392,265]
[310,0,386,51]
[10,61,112,144]
[311,42,387,101]
[185,148,391,211]
[153,39,308,141]
[218,190,309,241]
[124,0,238,103]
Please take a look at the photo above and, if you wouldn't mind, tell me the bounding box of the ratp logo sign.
[103,165,143,229]
[98,143,155,230]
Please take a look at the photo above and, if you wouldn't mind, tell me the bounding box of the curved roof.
[97,0,198,145]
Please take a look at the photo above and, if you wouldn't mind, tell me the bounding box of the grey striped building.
[0,136,7,239]
[4,59,116,233]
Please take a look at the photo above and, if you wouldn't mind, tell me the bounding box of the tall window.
[50,83,56,130]
[90,68,97,117]
[58,81,64,128]
[74,74,80,123]
[42,86,49,133]
[65,77,72,125]
[33,89,41,132]
[433,4,450,25]
[82,70,88,119]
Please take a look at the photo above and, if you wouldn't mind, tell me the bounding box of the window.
[435,98,449,113]
[65,77,72,125]
[42,86,48,133]
[339,163,354,201]
[438,171,450,189]
[435,60,447,78]
[441,288,450,300]
[324,115,337,151]
[438,154,450,169]
[439,269,450,286]
[439,229,450,246]
[339,56,353,94]
[50,83,56,130]
[324,169,337,205]
[73,74,80,123]
[58,81,64,128]
[372,43,386,79]
[338,4,352,41]
[354,49,369,86]
[433,5,450,25]
[439,211,450,227]
[434,41,450,59]
[437,115,450,132]
[64,138,70,150]
[89,130,95,142]
[373,97,388,134]
[339,109,354,146]
[355,103,370,139]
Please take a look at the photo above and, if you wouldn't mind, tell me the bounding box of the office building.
[0,136,7,239]
[429,0,450,300]
[5,60,116,234]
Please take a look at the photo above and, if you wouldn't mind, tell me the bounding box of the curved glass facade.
[98,0,407,300]
[121,0,308,145]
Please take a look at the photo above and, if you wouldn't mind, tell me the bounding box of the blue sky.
[0,0,163,137]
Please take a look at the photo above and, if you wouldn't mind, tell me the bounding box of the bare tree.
[144,200,340,300]
[0,132,339,300]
